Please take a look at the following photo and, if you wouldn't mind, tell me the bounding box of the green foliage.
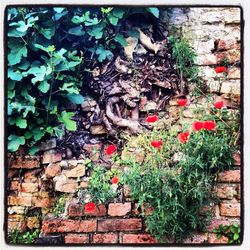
[88,165,122,204]
[52,194,70,217]
[7,6,159,153]
[169,36,204,93]
[213,223,241,244]
[8,228,40,244]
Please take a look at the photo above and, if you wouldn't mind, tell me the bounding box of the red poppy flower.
[146,115,159,123]
[150,140,163,149]
[177,98,188,106]
[193,121,204,131]
[105,145,117,155]
[204,120,216,130]
[111,176,119,184]
[215,66,227,73]
[178,131,190,144]
[214,101,224,109]
[84,202,96,213]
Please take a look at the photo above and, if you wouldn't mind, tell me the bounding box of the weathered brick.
[207,218,240,231]
[65,234,89,244]
[8,217,27,233]
[220,203,240,217]
[98,219,142,232]
[214,184,235,199]
[68,203,106,217]
[10,180,21,191]
[24,170,38,183]
[42,150,62,164]
[78,220,97,232]
[65,164,85,178]
[16,194,33,206]
[227,67,240,79]
[199,205,216,216]
[208,233,228,244]
[216,39,240,51]
[42,219,97,233]
[45,163,61,178]
[233,151,241,166]
[32,196,55,208]
[82,144,102,162]
[183,233,208,244]
[8,206,25,215]
[122,234,158,244]
[93,233,118,244]
[21,183,38,193]
[10,156,40,169]
[54,174,78,193]
[108,203,131,216]
[216,49,240,64]
[217,170,240,183]
[80,181,88,188]
[237,184,241,200]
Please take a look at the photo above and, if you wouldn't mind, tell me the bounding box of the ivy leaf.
[53,8,65,13]
[114,34,128,47]
[24,131,33,139]
[146,7,160,18]
[32,127,45,141]
[68,26,85,36]
[96,46,113,62]
[8,135,25,152]
[112,9,125,19]
[54,126,64,139]
[108,15,119,26]
[8,68,23,81]
[40,28,55,39]
[8,117,27,128]
[59,82,79,94]
[16,118,27,128]
[8,39,27,66]
[66,94,84,104]
[29,146,40,155]
[38,81,50,93]
[58,111,77,131]
[87,25,103,39]
[23,66,52,84]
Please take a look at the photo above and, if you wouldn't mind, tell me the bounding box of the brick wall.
[6,7,241,245]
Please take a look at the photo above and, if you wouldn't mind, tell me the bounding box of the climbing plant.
[7,7,160,153]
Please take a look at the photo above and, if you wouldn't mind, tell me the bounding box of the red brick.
[42,150,62,164]
[217,170,240,183]
[10,156,40,169]
[32,196,55,208]
[21,183,38,193]
[217,39,240,51]
[207,218,240,231]
[24,170,38,183]
[122,234,158,244]
[78,220,97,232]
[68,203,106,217]
[199,205,216,216]
[208,233,228,244]
[98,219,142,232]
[214,184,235,199]
[93,233,118,244]
[220,203,240,217]
[233,151,241,166]
[108,203,131,216]
[45,163,61,178]
[10,180,21,191]
[65,234,89,244]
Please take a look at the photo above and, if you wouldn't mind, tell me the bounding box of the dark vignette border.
[3,4,244,247]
